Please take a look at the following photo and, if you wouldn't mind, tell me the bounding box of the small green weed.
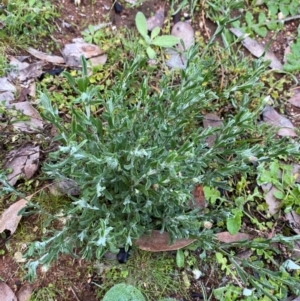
[0,0,58,44]
[96,249,187,301]
[283,25,300,72]
[29,283,59,301]
[135,12,179,59]
[257,159,300,214]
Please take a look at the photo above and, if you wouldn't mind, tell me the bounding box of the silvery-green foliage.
[24,45,299,280]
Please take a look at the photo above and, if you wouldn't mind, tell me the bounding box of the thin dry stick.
[70,286,81,301]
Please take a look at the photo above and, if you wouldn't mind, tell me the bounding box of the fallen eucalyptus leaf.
[9,61,44,82]
[190,184,206,209]
[16,284,33,301]
[62,42,104,68]
[147,6,165,31]
[216,231,252,243]
[11,101,43,133]
[262,105,297,137]
[135,230,195,251]
[0,195,32,235]
[165,49,187,69]
[288,88,300,108]
[286,211,300,235]
[0,77,16,93]
[171,21,194,51]
[265,186,281,216]
[0,91,14,106]
[0,282,17,301]
[27,47,65,64]
[88,54,108,67]
[230,28,282,70]
[203,113,223,148]
[5,145,40,186]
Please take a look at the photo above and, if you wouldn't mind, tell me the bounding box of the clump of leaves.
[257,159,300,214]
[135,12,179,59]
[23,23,300,292]
[283,25,300,72]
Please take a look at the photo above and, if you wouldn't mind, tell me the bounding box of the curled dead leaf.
[5,144,39,186]
[135,230,195,251]
[230,28,282,70]
[11,101,43,133]
[262,105,297,137]
[190,184,206,209]
[0,196,32,235]
[27,47,65,64]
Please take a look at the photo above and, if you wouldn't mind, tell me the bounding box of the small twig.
[201,0,211,39]
[70,286,81,301]
[266,14,300,24]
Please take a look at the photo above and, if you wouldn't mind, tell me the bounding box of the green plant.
[257,159,300,214]
[82,24,105,45]
[29,283,58,301]
[0,0,58,43]
[103,283,146,301]
[135,12,179,59]
[283,25,300,72]
[95,248,184,300]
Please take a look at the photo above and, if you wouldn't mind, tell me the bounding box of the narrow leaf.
[151,35,179,48]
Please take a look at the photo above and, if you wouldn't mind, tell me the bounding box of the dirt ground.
[1,0,300,300]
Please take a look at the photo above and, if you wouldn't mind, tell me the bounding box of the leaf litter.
[0,1,299,301]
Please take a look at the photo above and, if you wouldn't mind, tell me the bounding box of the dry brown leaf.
[12,101,43,133]
[203,113,223,148]
[62,43,104,68]
[171,21,194,52]
[89,54,108,67]
[230,28,282,70]
[292,241,300,259]
[286,211,300,235]
[0,196,32,235]
[0,77,16,93]
[262,105,297,137]
[292,164,300,183]
[9,61,44,82]
[5,144,39,186]
[288,88,300,108]
[27,47,65,64]
[0,282,17,301]
[216,231,252,243]
[147,6,165,31]
[165,49,187,69]
[134,230,195,251]
[16,284,33,301]
[190,184,206,209]
[0,91,15,106]
[265,185,281,216]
